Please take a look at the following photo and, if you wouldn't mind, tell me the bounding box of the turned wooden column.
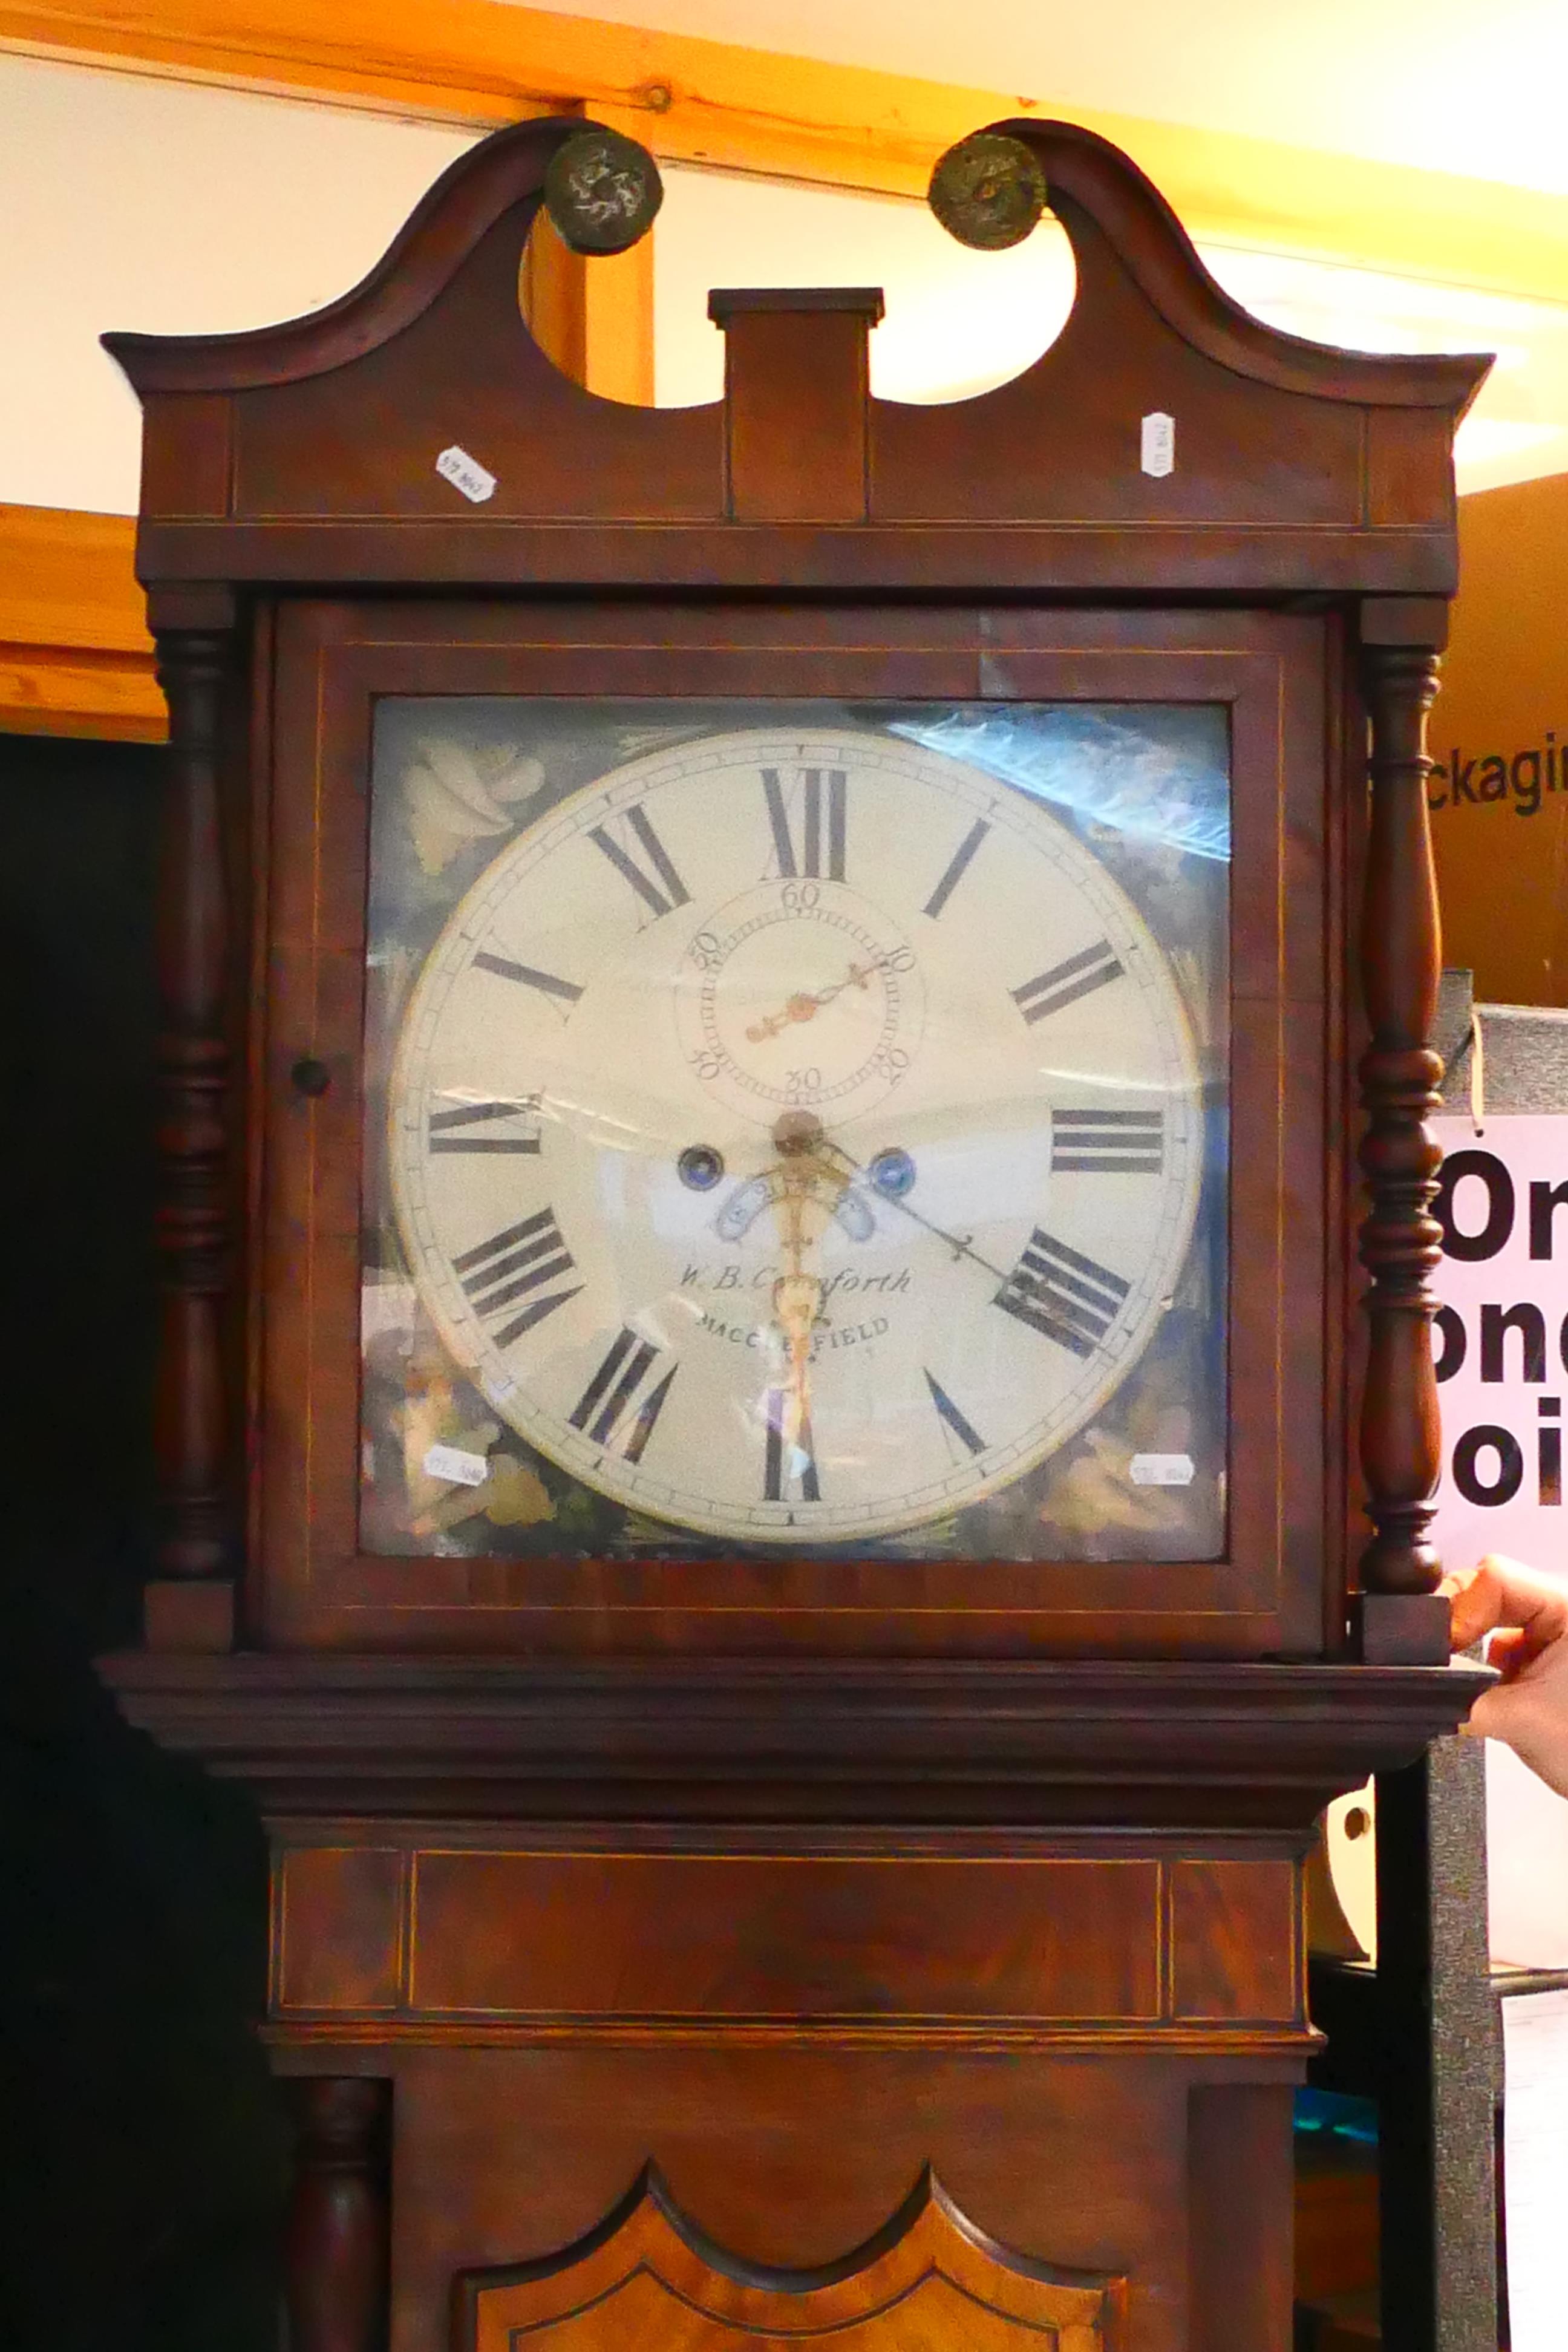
[1354,599,1450,1663]
[285,2078,391,2352]
[145,590,239,1651]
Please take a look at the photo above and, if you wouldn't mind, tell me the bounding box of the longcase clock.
[103,114,1488,2351]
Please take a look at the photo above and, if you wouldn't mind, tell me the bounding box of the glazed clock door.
[261,600,1334,1656]
[379,718,1210,1551]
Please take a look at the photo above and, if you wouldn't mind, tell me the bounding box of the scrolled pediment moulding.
[1,0,1553,737]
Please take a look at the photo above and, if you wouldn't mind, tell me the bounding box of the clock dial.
[385,724,1209,1546]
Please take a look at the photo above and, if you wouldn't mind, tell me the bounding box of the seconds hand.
[812,1136,1009,1285]
[746,951,903,1044]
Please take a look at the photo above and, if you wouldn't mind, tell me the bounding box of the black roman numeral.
[1012,940,1123,1025]
[763,1390,822,1503]
[568,1327,677,1463]
[472,952,584,1008]
[589,803,691,920]
[427,1095,542,1155]
[761,766,847,882]
[994,1229,1129,1357]
[921,818,990,918]
[452,1207,581,1348]
[1051,1108,1164,1174]
[925,1370,986,1457]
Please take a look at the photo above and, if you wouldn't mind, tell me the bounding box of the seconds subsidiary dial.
[388,725,1203,1544]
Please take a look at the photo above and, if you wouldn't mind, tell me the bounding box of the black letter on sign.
[1451,1425,1524,1507]
[1432,1304,1466,1385]
[1480,1302,1547,1384]
[1530,1178,1568,1261]
[1541,1402,1563,1508]
[1434,1148,1515,1263]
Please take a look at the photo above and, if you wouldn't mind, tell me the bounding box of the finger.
[1442,1564,1500,1648]
[1467,1682,1517,1739]
[1446,1555,1568,1653]
[1494,1621,1568,1678]
[1486,1627,1535,1681]
[1466,1679,1568,1797]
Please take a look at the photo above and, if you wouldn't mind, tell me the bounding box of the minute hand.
[812,1139,1008,1285]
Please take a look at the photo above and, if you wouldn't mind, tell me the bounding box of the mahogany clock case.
[101,109,1487,1670]
[94,111,1492,2352]
[260,596,1336,1661]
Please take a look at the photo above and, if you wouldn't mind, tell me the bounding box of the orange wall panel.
[1435,471,1568,1007]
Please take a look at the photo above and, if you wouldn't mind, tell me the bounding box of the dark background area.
[0,731,284,2351]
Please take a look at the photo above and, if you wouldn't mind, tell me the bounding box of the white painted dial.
[388,725,1205,1544]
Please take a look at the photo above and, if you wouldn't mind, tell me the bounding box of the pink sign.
[1433,1114,1568,1963]
[1433,1114,1568,1564]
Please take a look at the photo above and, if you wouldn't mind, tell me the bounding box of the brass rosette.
[928,131,1050,252]
[543,126,664,256]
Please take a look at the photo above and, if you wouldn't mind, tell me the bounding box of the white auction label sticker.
[436,445,497,503]
[1130,1452,1195,1486]
[422,1442,489,1488]
[1140,411,1175,477]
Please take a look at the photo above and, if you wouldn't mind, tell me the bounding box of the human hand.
[1444,1554,1568,1797]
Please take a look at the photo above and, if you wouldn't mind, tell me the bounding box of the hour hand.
[773,1268,823,1358]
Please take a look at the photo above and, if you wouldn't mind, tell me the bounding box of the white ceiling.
[514,0,1568,197]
